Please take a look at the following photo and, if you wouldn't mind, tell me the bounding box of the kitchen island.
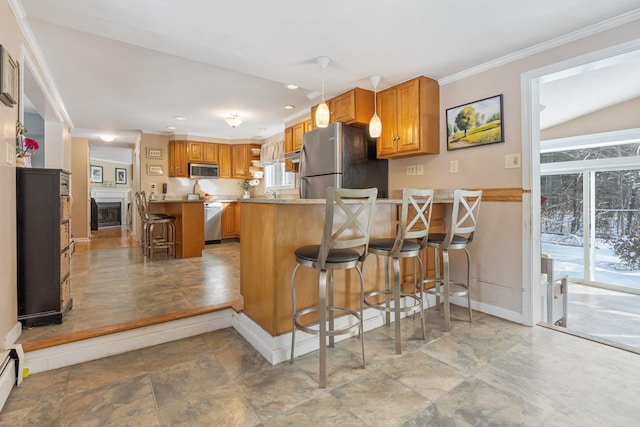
[149,199,205,258]
[239,198,445,338]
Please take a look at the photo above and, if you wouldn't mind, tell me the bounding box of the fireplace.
[90,188,131,229]
[96,202,122,227]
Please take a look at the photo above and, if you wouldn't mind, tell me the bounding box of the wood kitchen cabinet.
[284,126,293,153]
[218,144,232,178]
[232,144,261,178]
[222,202,240,238]
[17,168,73,326]
[310,87,374,129]
[188,141,218,164]
[376,76,440,158]
[168,140,188,177]
[292,122,304,151]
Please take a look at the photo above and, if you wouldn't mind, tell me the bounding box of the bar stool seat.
[364,188,434,354]
[290,187,378,388]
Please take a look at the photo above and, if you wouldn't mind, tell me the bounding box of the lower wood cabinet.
[222,202,240,238]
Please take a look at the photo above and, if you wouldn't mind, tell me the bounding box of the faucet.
[265,190,277,199]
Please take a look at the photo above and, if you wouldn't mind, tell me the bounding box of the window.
[264,161,295,190]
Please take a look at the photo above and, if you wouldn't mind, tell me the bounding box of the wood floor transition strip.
[21,299,243,353]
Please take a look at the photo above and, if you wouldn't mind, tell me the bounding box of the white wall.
[1,1,73,349]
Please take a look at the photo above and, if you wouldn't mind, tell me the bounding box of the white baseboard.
[25,309,234,375]
[0,358,16,413]
[2,322,22,349]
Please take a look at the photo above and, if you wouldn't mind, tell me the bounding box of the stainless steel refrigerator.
[299,122,388,199]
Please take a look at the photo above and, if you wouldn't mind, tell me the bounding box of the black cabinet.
[16,168,73,326]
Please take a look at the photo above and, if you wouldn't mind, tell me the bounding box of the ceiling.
[15,0,640,147]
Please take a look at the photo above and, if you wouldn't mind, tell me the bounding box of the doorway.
[523,44,640,351]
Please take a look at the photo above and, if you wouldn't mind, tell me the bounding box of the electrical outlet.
[416,164,424,175]
[505,153,522,169]
[406,165,416,176]
[148,183,157,190]
[6,142,14,165]
[450,160,459,173]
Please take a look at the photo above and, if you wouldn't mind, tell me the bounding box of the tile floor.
[5,226,640,425]
[3,308,640,426]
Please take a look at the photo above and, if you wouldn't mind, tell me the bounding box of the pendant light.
[368,75,382,138]
[315,56,330,128]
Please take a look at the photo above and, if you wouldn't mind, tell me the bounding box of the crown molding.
[439,8,640,85]
[9,0,73,127]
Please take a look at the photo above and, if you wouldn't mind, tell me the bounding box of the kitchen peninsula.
[239,198,446,337]
[149,199,205,258]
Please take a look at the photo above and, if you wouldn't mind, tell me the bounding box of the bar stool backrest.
[446,189,483,247]
[135,191,151,221]
[393,188,435,255]
[318,187,378,268]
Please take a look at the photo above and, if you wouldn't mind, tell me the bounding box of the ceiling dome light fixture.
[225,114,242,128]
[368,75,382,138]
[100,134,115,142]
[315,56,330,128]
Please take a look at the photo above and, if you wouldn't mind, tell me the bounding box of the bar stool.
[364,188,434,354]
[135,191,176,259]
[424,189,482,332]
[290,187,378,388]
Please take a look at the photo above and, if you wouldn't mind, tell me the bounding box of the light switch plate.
[416,164,424,175]
[505,153,521,169]
[6,143,14,165]
[450,160,459,173]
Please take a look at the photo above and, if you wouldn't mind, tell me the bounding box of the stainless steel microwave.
[190,163,219,179]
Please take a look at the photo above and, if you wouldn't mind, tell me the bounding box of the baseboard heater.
[0,348,22,413]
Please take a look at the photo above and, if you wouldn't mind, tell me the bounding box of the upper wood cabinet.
[188,141,218,164]
[376,76,439,159]
[232,144,261,178]
[310,87,374,129]
[284,127,293,153]
[292,122,304,151]
[218,144,232,178]
[168,140,188,177]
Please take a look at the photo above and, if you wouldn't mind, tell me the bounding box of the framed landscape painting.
[446,94,504,151]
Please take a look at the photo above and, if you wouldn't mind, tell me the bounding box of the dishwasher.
[204,202,222,244]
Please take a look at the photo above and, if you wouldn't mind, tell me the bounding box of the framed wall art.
[147,164,163,175]
[90,165,103,183]
[446,94,504,151]
[115,167,127,184]
[146,147,163,159]
[0,45,19,107]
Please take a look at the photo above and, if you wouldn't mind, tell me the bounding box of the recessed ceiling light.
[285,84,298,90]
[167,126,176,130]
[258,128,267,132]
[284,105,295,110]
[100,135,115,142]
[175,116,186,120]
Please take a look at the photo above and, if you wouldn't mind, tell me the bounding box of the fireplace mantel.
[90,187,131,228]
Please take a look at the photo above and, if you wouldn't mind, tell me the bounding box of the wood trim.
[470,187,524,202]
[21,299,243,352]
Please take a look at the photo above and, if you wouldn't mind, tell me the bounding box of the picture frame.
[115,167,127,184]
[446,94,504,151]
[90,165,103,183]
[146,147,163,159]
[147,164,164,175]
[0,45,19,107]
